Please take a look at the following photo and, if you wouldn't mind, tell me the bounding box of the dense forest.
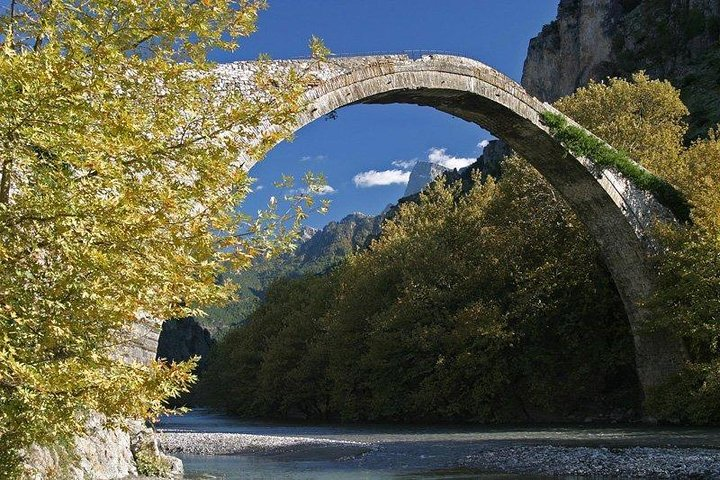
[201,158,639,422]
[201,74,720,425]
[201,214,381,334]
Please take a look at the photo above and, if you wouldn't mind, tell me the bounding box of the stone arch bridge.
[138,53,687,397]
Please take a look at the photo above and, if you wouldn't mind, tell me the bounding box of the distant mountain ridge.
[200,212,382,334]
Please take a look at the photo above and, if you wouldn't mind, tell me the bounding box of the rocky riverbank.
[154,424,720,479]
[158,431,371,456]
[460,445,720,478]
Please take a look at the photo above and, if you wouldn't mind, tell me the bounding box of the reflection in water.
[158,410,720,479]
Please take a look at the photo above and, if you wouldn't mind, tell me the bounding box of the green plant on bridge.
[540,111,691,221]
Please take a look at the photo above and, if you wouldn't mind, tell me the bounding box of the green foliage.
[553,70,720,423]
[540,111,691,221]
[0,0,320,476]
[645,360,720,424]
[198,274,334,418]
[309,35,332,59]
[202,161,639,422]
[135,448,173,478]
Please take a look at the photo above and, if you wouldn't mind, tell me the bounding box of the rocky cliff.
[403,162,450,197]
[522,0,720,138]
[522,0,620,102]
[157,317,215,371]
[23,417,182,480]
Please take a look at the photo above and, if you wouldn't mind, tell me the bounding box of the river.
[156,410,720,479]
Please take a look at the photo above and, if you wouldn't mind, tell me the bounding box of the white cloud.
[290,184,337,196]
[300,155,327,162]
[357,147,478,189]
[427,148,476,170]
[478,139,490,149]
[353,169,411,188]
[255,185,265,191]
[391,158,418,169]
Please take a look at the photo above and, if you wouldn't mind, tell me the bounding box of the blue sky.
[219,1,561,228]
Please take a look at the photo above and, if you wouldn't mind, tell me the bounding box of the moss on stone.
[541,111,691,222]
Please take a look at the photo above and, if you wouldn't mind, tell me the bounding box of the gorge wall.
[522,0,720,137]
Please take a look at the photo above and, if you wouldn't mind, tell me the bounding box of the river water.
[157,410,720,479]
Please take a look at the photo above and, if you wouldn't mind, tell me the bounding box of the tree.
[204,164,639,423]
[554,72,688,181]
[556,73,720,423]
[0,0,322,475]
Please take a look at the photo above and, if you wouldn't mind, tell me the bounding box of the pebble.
[157,430,720,478]
[460,445,720,478]
[158,431,369,456]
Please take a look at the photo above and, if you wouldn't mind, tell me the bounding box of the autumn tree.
[0,0,324,475]
[555,72,689,181]
[204,164,638,423]
[556,73,720,422]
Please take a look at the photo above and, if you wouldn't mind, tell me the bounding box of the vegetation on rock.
[135,448,173,478]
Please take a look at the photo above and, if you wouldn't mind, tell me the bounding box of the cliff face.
[403,162,450,197]
[23,417,182,480]
[523,0,720,138]
[522,0,621,102]
[156,317,215,370]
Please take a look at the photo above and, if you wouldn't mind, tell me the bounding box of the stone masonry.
[135,54,688,401]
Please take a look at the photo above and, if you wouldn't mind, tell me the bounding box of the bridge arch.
[224,54,687,396]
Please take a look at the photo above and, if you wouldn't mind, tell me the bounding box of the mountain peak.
[403,161,450,197]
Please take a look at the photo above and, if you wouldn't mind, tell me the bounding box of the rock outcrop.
[155,317,215,407]
[522,0,620,102]
[522,0,720,137]
[157,317,214,371]
[403,162,450,197]
[474,140,513,179]
[23,417,182,480]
